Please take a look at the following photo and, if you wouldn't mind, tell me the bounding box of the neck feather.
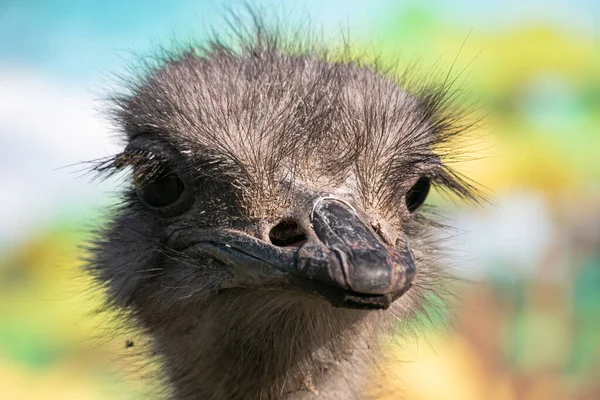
[140,289,395,400]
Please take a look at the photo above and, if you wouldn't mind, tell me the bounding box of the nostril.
[269,219,307,248]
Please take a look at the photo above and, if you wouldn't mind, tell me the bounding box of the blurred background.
[0,1,598,399]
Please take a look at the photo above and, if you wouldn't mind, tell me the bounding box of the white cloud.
[0,65,122,245]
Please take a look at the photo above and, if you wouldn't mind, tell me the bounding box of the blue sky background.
[1,0,597,83]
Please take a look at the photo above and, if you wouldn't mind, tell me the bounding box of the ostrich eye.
[135,166,185,208]
[405,177,431,213]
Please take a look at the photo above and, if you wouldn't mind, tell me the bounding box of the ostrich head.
[88,20,479,400]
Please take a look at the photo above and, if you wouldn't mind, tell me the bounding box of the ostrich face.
[119,134,419,310]
[92,45,475,315]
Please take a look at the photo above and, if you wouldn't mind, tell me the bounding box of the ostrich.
[88,16,479,400]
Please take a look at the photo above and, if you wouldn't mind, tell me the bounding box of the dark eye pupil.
[405,177,431,213]
[136,168,184,208]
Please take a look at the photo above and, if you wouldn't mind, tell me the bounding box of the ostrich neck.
[286,345,373,400]
[143,290,388,400]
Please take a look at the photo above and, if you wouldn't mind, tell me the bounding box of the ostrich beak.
[292,197,415,309]
[170,198,415,309]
